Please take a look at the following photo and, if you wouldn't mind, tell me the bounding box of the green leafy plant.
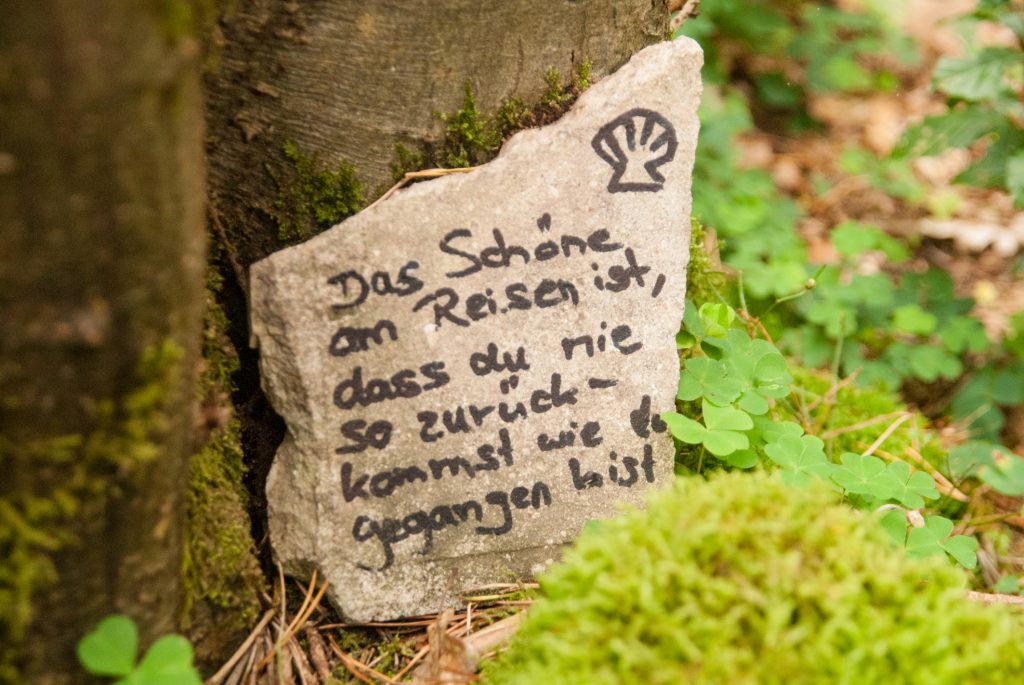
[683,85,809,299]
[674,0,919,303]
[762,432,832,485]
[666,302,792,469]
[978,449,1024,495]
[672,0,1024,598]
[666,301,977,567]
[678,0,1024,452]
[840,147,926,202]
[663,399,753,457]
[896,0,1024,205]
[878,512,980,569]
[77,616,201,685]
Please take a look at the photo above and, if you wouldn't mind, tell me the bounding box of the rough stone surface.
[250,39,702,622]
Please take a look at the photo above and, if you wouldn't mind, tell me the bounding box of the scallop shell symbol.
[591,108,678,193]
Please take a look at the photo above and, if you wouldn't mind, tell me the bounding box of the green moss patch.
[270,140,365,244]
[182,266,264,660]
[182,420,262,648]
[789,366,942,462]
[686,218,727,309]
[0,341,183,684]
[392,59,596,179]
[483,471,1024,685]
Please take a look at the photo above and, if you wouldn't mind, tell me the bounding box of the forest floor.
[209,1,1024,683]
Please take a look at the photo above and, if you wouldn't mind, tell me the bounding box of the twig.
[367,167,477,210]
[736,309,775,344]
[977,537,1002,586]
[464,583,539,593]
[861,413,912,457]
[329,635,398,684]
[256,569,329,673]
[464,612,525,656]
[285,570,319,640]
[284,578,329,646]
[320,618,437,629]
[1003,516,1024,532]
[206,609,276,685]
[900,446,970,502]
[225,639,256,685]
[289,638,314,685]
[960,512,1015,528]
[670,0,701,31]
[252,565,290,675]
[305,626,333,684]
[209,207,248,296]
[393,644,431,681]
[804,368,860,414]
[967,590,1024,606]
[819,411,907,440]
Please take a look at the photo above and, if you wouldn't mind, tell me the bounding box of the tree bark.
[204,0,671,578]
[206,0,670,267]
[0,2,206,682]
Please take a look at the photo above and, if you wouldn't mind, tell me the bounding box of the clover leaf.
[754,418,804,444]
[764,434,834,487]
[907,344,962,382]
[939,315,989,354]
[676,299,705,349]
[723,448,760,469]
[892,304,937,336]
[77,616,137,678]
[830,453,893,500]
[994,575,1020,595]
[723,330,793,415]
[662,400,753,457]
[948,440,1009,479]
[905,515,978,569]
[677,357,743,406]
[804,298,857,339]
[698,303,736,338]
[831,221,909,262]
[979,452,1024,496]
[933,48,1021,102]
[884,460,939,509]
[124,636,201,685]
[77,615,200,685]
[879,508,910,546]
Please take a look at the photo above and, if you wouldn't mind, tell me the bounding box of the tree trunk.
[203,0,671,588]
[0,1,206,682]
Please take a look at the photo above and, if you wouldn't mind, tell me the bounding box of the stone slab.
[250,38,702,621]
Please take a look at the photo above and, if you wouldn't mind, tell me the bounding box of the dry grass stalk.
[966,590,1024,606]
[367,168,478,210]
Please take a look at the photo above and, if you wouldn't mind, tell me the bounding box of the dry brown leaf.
[920,214,1024,257]
[412,610,476,685]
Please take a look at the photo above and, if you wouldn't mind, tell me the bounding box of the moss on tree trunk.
[182,267,264,667]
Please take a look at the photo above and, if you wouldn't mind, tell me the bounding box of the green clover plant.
[665,302,973,568]
[77,615,201,685]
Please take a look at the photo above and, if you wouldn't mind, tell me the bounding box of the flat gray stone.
[250,38,702,621]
